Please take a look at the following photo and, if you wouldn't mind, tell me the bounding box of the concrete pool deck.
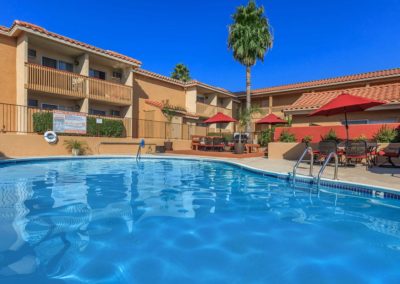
[162,153,400,191]
[1,154,399,191]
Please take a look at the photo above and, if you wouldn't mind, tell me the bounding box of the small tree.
[162,100,177,140]
[171,63,191,82]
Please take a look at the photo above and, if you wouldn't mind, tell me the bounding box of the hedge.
[32,112,125,137]
[33,112,53,133]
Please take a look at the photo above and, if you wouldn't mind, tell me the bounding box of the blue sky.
[1,0,400,91]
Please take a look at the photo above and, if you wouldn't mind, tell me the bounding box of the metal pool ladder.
[316,152,339,188]
[292,147,314,184]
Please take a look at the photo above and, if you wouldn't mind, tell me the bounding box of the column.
[16,33,28,134]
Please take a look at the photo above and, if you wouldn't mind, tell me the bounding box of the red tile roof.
[237,68,400,96]
[285,83,400,112]
[134,68,236,98]
[135,69,187,86]
[4,20,141,66]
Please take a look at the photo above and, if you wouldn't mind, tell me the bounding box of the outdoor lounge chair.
[378,146,400,167]
[345,140,369,169]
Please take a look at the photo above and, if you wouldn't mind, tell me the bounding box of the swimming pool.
[0,157,399,283]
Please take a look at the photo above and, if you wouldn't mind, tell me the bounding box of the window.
[89,109,106,116]
[28,49,36,58]
[110,110,121,117]
[28,99,38,107]
[196,95,205,103]
[42,57,57,69]
[112,71,122,79]
[41,103,58,110]
[218,98,224,106]
[261,99,269,108]
[59,61,73,72]
[89,69,106,80]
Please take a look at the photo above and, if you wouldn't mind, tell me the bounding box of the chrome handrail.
[317,151,339,188]
[136,146,142,161]
[292,147,314,184]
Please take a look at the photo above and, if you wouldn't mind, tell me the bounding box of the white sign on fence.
[53,110,87,134]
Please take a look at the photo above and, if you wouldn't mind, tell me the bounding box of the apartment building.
[237,69,400,131]
[132,69,238,138]
[0,20,399,140]
[0,20,238,139]
[0,21,141,135]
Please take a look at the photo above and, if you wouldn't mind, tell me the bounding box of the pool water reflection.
[0,158,400,283]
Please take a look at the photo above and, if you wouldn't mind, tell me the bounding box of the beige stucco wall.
[0,134,191,158]
[0,34,17,105]
[132,74,186,122]
[292,109,400,126]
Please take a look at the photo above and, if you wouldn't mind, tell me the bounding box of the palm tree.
[171,63,191,82]
[228,0,273,133]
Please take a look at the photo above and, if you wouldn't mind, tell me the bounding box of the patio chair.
[345,140,369,169]
[378,146,400,167]
[212,137,225,152]
[233,133,249,144]
[204,137,214,151]
[318,140,342,164]
[198,136,207,151]
[191,135,202,150]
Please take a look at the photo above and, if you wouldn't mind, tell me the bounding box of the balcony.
[196,102,232,118]
[25,63,132,105]
[26,63,86,98]
[88,77,132,105]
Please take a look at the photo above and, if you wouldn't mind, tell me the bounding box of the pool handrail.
[292,146,314,184]
[317,151,339,188]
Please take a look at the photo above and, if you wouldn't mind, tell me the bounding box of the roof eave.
[8,25,141,67]
[237,73,400,98]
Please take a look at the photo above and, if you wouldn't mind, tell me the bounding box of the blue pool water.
[0,158,399,283]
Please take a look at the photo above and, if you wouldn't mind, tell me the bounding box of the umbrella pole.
[344,112,349,143]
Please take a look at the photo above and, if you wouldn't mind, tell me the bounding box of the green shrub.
[321,129,340,142]
[87,117,124,137]
[279,130,296,142]
[33,112,125,137]
[33,112,53,133]
[373,125,398,143]
[259,128,275,146]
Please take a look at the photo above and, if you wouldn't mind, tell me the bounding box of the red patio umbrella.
[204,112,237,135]
[256,113,286,125]
[309,93,385,141]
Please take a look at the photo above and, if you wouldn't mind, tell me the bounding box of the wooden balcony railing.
[88,77,132,105]
[196,102,232,117]
[26,63,86,98]
[25,63,132,105]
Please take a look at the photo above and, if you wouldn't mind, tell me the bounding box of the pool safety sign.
[53,110,87,134]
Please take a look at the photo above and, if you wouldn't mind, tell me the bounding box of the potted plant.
[321,129,341,143]
[373,125,398,143]
[64,139,89,156]
[301,135,313,147]
[235,106,263,154]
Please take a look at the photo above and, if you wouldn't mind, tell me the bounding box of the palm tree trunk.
[246,66,251,134]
